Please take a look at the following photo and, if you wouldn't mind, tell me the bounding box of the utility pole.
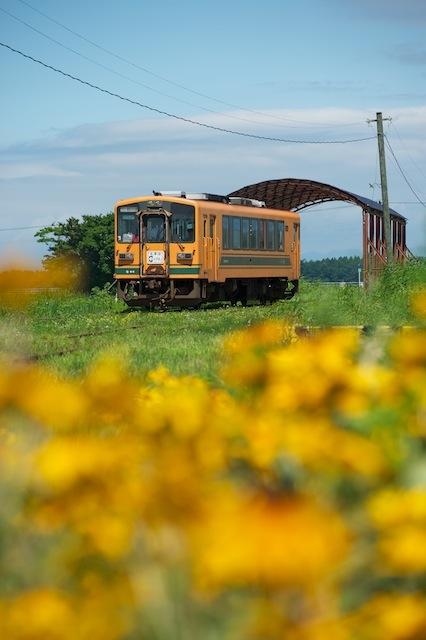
[368,112,393,263]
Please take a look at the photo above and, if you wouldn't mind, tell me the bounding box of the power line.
[0,40,377,145]
[14,0,367,130]
[0,5,276,129]
[0,225,46,232]
[385,135,426,208]
[390,122,426,183]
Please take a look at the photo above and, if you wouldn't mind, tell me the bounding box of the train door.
[203,214,218,281]
[140,211,169,277]
[291,222,300,276]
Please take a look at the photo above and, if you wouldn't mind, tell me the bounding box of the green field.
[1,262,424,382]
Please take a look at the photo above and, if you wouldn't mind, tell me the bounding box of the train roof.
[116,191,299,215]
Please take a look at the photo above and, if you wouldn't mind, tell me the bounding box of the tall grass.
[0,261,424,379]
[292,260,426,326]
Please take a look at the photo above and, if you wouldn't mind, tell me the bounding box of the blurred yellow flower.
[0,258,78,310]
[354,594,426,640]
[368,488,426,573]
[12,365,88,431]
[368,488,426,528]
[0,318,425,639]
[0,589,74,640]
[191,489,349,591]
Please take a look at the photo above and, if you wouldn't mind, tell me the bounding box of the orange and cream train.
[114,191,300,308]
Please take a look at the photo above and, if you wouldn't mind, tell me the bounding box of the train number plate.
[147,250,165,265]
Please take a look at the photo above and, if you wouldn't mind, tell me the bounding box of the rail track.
[7,323,412,365]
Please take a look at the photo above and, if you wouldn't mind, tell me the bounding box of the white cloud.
[0,162,80,180]
[0,106,425,260]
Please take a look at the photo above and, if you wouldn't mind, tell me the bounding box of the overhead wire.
[0,225,47,232]
[0,5,285,129]
[0,40,377,145]
[390,122,426,183]
[13,0,367,130]
[384,135,426,208]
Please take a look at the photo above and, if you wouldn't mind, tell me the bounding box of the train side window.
[259,220,266,250]
[277,221,284,251]
[249,219,258,249]
[171,205,195,242]
[222,216,230,249]
[231,217,241,249]
[241,218,249,249]
[267,220,275,250]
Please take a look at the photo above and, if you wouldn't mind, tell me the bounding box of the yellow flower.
[0,589,74,640]
[368,488,426,528]
[191,489,349,591]
[223,320,297,355]
[11,365,87,431]
[389,330,426,367]
[354,593,426,640]
[368,488,426,574]
[221,321,297,387]
[262,329,360,411]
[83,354,139,423]
[377,525,426,573]
[239,413,386,478]
[0,259,78,310]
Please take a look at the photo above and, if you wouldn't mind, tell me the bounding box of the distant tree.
[301,256,362,282]
[35,213,114,291]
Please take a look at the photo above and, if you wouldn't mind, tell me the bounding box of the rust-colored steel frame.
[362,209,411,284]
[228,178,410,284]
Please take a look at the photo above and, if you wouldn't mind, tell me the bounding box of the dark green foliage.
[35,213,114,291]
[301,256,362,282]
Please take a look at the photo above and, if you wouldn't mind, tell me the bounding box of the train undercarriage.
[117,277,299,309]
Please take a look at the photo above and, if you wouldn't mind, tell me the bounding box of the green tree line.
[35,213,114,291]
[301,257,362,282]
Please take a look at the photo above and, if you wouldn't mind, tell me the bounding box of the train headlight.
[118,252,134,263]
[177,252,193,261]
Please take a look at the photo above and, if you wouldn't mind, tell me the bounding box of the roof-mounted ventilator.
[228,197,266,208]
[153,190,186,198]
[153,190,228,203]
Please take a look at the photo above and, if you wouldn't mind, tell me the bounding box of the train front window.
[171,204,195,242]
[117,208,139,243]
[145,215,165,242]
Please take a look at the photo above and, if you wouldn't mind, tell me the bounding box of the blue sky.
[0,0,425,261]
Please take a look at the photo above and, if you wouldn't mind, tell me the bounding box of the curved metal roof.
[228,178,406,221]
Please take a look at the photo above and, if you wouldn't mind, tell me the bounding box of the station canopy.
[228,178,405,221]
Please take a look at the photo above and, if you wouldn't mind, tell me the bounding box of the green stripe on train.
[169,266,201,274]
[115,267,139,275]
[220,256,291,266]
[115,266,201,275]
